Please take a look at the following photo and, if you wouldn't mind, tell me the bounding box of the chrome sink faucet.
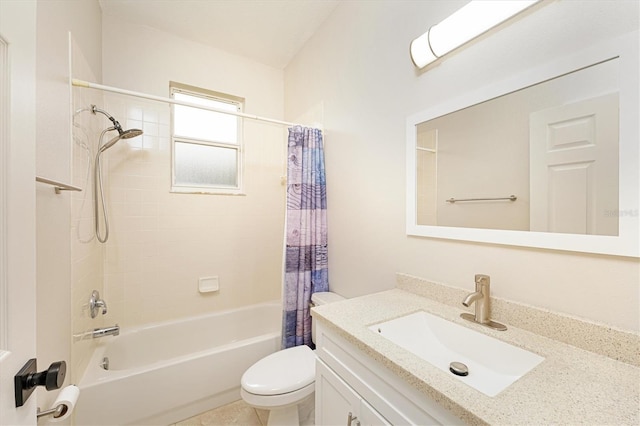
[460,274,507,331]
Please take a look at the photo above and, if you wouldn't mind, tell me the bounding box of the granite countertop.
[311,288,640,425]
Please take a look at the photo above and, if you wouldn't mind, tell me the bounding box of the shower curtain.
[282,126,329,349]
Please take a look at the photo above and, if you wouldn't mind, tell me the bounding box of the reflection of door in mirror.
[415,58,619,235]
[530,93,619,236]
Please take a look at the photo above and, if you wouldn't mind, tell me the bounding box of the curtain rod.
[72,78,304,128]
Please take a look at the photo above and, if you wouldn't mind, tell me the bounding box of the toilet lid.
[241,345,316,395]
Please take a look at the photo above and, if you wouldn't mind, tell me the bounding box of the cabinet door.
[316,360,361,426]
[360,399,392,426]
[316,360,391,426]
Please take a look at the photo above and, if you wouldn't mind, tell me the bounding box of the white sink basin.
[369,311,544,397]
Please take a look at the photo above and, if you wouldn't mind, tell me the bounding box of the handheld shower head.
[93,125,144,244]
[99,128,144,153]
[91,105,143,152]
[120,128,144,139]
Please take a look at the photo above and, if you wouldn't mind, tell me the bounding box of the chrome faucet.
[92,324,120,338]
[460,274,507,331]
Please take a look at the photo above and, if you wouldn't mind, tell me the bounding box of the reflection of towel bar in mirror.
[416,147,437,153]
[446,195,517,203]
[35,176,82,194]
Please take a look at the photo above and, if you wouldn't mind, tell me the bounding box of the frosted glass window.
[174,142,237,188]
[170,82,244,194]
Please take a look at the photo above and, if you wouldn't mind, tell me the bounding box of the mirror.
[407,32,639,257]
[416,59,619,235]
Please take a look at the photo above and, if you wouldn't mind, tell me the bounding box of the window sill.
[170,187,246,196]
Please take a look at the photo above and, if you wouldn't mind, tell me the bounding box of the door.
[0,2,38,425]
[530,93,619,235]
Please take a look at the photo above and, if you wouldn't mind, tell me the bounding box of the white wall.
[284,0,640,331]
[99,17,286,326]
[35,0,102,408]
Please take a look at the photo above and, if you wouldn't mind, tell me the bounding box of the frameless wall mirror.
[406,32,639,257]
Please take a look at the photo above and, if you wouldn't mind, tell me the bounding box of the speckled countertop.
[311,288,640,425]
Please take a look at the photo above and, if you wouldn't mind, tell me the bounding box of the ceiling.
[98,0,341,69]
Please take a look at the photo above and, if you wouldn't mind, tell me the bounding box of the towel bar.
[36,176,82,194]
[446,195,517,203]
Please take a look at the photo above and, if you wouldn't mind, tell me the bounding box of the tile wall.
[99,95,286,327]
[70,38,106,381]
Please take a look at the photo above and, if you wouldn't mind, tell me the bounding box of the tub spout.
[92,324,119,338]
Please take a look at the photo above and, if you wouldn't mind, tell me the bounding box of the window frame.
[170,81,245,195]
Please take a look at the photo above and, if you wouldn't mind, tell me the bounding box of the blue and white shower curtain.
[282,126,329,349]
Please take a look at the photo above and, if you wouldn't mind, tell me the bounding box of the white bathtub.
[75,301,281,425]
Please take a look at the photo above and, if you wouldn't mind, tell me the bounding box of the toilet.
[240,292,345,425]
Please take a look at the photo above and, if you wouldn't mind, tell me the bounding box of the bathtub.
[75,301,281,425]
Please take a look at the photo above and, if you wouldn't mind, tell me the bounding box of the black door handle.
[14,359,67,407]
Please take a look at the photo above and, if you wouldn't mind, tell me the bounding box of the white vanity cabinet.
[316,360,390,425]
[315,322,464,426]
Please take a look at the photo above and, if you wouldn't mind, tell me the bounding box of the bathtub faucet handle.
[89,290,108,318]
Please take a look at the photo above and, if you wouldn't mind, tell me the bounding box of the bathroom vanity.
[315,322,462,425]
[312,275,640,425]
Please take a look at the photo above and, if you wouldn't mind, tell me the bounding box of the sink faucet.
[462,274,491,323]
[461,275,507,331]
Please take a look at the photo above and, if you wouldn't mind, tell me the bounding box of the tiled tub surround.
[70,38,107,382]
[95,95,285,327]
[311,275,639,425]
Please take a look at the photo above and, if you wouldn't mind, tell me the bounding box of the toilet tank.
[311,291,345,344]
[311,292,345,307]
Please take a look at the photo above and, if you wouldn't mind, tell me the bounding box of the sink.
[369,311,544,397]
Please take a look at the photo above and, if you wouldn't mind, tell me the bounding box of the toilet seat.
[241,345,316,396]
[241,381,315,409]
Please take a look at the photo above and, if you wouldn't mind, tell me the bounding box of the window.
[170,82,244,194]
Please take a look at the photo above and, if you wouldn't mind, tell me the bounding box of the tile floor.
[173,400,268,426]
[172,397,315,426]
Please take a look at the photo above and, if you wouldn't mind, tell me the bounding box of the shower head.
[94,126,144,244]
[99,128,144,153]
[119,128,144,139]
[91,105,143,152]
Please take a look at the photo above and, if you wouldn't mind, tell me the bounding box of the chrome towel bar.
[446,195,517,203]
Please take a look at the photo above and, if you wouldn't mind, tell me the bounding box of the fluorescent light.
[410,31,438,68]
[410,0,540,69]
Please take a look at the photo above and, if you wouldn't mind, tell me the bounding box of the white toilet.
[241,292,345,425]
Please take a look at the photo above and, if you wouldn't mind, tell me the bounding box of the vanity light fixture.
[410,0,540,69]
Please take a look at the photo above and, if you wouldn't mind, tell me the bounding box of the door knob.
[14,359,66,407]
